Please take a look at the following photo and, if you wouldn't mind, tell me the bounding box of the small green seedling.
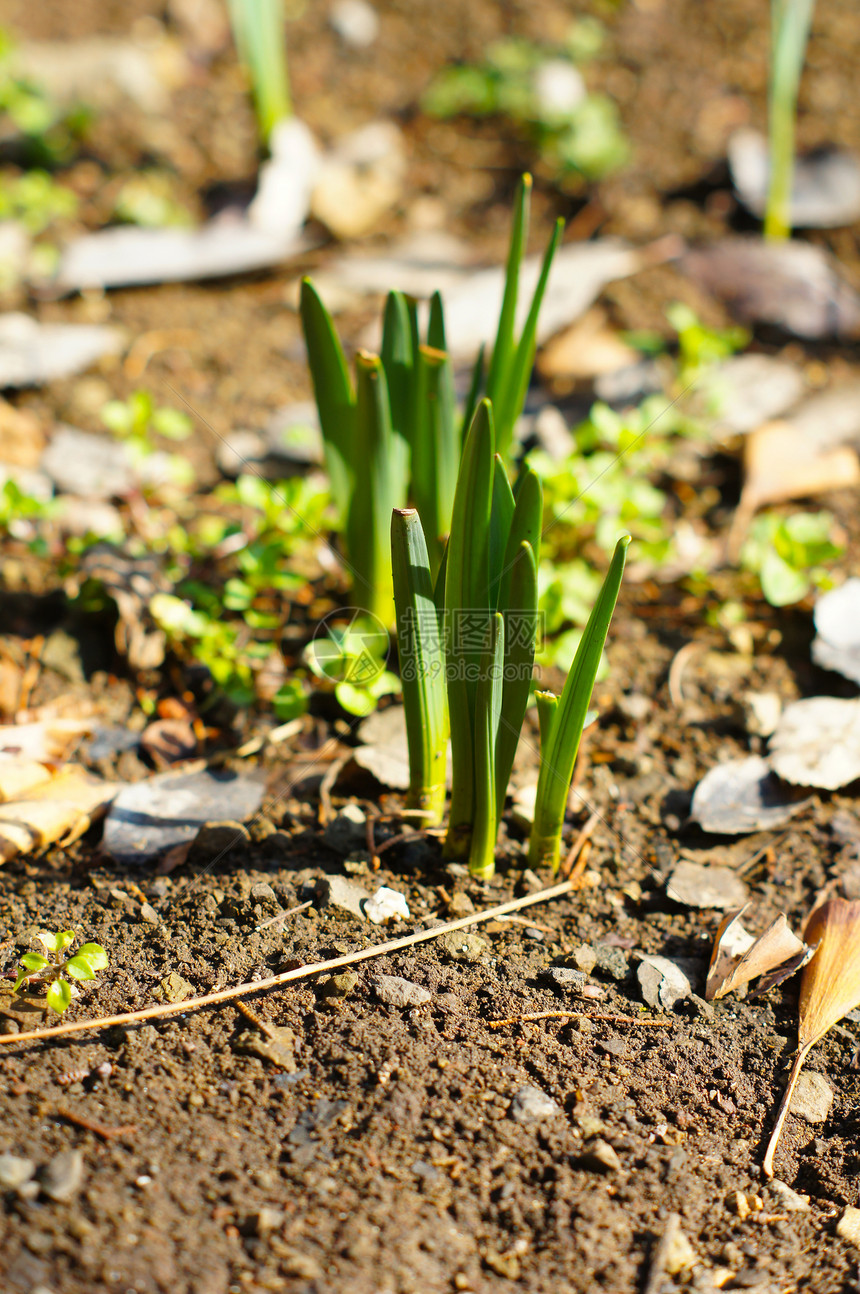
[740,509,843,606]
[101,389,193,488]
[13,930,108,1014]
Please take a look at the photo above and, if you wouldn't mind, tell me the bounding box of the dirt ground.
[1,0,860,1292]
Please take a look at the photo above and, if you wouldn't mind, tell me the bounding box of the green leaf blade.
[299,277,355,522]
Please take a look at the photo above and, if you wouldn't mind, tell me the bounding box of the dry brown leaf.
[0,718,93,763]
[763,898,860,1177]
[141,717,198,768]
[0,765,116,864]
[712,914,807,1001]
[705,906,754,1001]
[537,307,640,383]
[0,759,55,802]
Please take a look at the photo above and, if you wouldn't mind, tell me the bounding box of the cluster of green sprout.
[298,177,628,878]
[13,930,108,1014]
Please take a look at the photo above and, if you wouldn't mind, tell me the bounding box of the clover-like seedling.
[13,930,108,1014]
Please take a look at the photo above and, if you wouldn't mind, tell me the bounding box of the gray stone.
[39,1148,84,1201]
[41,424,135,499]
[571,943,598,974]
[249,881,278,909]
[139,902,159,925]
[637,956,693,1011]
[437,932,488,963]
[789,1071,834,1124]
[323,875,369,921]
[104,772,264,864]
[0,1152,35,1189]
[690,756,812,835]
[510,1084,561,1124]
[543,966,588,994]
[594,944,630,981]
[324,804,368,854]
[375,974,431,1008]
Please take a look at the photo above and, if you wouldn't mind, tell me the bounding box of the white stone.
[330,0,379,47]
[789,1071,834,1124]
[364,885,410,924]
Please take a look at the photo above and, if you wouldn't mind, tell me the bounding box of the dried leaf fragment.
[0,765,116,863]
[710,914,807,1001]
[705,906,755,1001]
[763,898,860,1177]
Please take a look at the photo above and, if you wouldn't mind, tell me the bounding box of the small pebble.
[39,1148,84,1201]
[321,971,358,999]
[594,944,630,982]
[249,881,279,911]
[0,1152,36,1189]
[768,1179,810,1213]
[522,926,544,942]
[575,1139,622,1174]
[152,972,195,1004]
[139,902,159,925]
[510,1084,561,1123]
[437,932,488,963]
[571,943,597,974]
[837,1206,860,1249]
[789,1071,834,1124]
[323,805,367,854]
[543,966,588,994]
[448,892,476,918]
[637,956,693,1011]
[375,974,431,1008]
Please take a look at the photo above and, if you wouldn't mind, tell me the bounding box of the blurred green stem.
[765,0,815,241]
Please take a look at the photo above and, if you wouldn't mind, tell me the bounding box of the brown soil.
[1,1,860,1293]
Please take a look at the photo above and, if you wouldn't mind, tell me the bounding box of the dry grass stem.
[0,880,577,1049]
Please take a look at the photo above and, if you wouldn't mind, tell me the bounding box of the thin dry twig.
[668,641,702,708]
[559,811,599,882]
[55,1107,138,1141]
[318,751,347,825]
[254,899,313,933]
[0,881,578,1048]
[488,1009,674,1029]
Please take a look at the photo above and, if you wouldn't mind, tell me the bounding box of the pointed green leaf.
[535,690,559,748]
[413,344,458,573]
[497,465,542,615]
[495,540,538,818]
[530,535,629,871]
[443,399,495,858]
[489,455,515,610]
[494,216,564,459]
[381,290,416,458]
[299,277,355,521]
[469,612,505,879]
[460,342,485,447]
[46,978,73,1013]
[392,508,448,824]
[346,350,400,624]
[486,174,531,427]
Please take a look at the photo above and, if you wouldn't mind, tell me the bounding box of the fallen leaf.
[0,765,116,864]
[736,418,860,520]
[763,898,860,1177]
[666,860,748,910]
[768,696,860,790]
[689,755,813,835]
[682,237,860,339]
[705,906,755,1001]
[354,706,452,791]
[709,913,808,1001]
[812,579,860,685]
[0,399,45,467]
[0,718,93,763]
[537,307,639,383]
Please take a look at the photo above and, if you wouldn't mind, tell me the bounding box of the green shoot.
[442,400,541,876]
[529,535,628,872]
[765,0,815,240]
[391,509,448,825]
[486,174,564,460]
[740,510,843,606]
[13,930,108,1014]
[227,0,292,144]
